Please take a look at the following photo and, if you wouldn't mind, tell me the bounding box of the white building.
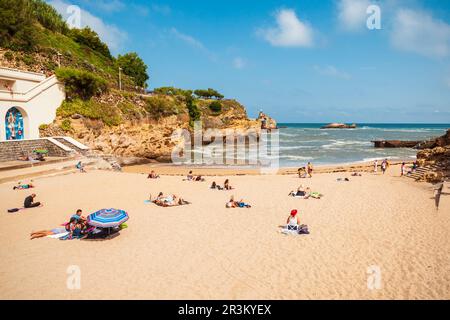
[0,67,65,141]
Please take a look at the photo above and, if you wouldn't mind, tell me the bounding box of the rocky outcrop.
[40,92,262,164]
[372,140,421,148]
[416,129,450,180]
[320,123,356,129]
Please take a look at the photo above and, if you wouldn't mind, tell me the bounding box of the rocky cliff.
[416,129,450,180]
[40,90,260,163]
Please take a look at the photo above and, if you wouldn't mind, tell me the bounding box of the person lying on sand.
[30,226,67,240]
[351,172,362,176]
[337,178,350,182]
[24,194,42,208]
[226,196,251,208]
[13,181,34,190]
[152,192,190,207]
[289,185,307,197]
[147,170,160,179]
[224,179,234,190]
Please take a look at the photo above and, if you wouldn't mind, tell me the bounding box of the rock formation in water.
[320,123,357,129]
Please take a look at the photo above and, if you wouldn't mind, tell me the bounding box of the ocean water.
[277,123,449,167]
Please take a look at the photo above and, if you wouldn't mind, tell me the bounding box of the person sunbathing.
[289,185,307,197]
[226,196,251,208]
[224,179,234,190]
[147,170,160,179]
[30,226,67,240]
[211,181,223,190]
[186,171,194,181]
[194,175,205,182]
[153,192,190,206]
[13,181,34,190]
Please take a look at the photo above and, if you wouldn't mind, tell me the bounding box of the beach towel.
[47,232,69,239]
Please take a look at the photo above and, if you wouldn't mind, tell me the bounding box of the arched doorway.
[5,107,25,140]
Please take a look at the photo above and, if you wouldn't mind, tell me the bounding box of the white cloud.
[170,28,216,61]
[171,28,206,50]
[391,9,450,58]
[48,0,127,52]
[313,65,351,79]
[258,9,314,47]
[232,57,246,69]
[337,0,370,31]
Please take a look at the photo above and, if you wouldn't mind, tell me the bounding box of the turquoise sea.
[278,123,449,167]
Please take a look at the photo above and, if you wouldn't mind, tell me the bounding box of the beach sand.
[0,166,449,299]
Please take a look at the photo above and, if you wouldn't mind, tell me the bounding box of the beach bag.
[298,224,309,234]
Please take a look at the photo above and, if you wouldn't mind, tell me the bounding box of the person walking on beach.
[307,162,313,178]
[374,160,378,173]
[401,162,406,176]
[24,194,42,208]
[434,183,444,210]
[381,159,387,174]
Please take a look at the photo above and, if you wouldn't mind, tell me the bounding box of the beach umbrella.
[87,208,129,228]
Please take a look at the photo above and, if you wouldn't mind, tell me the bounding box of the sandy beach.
[0,165,449,300]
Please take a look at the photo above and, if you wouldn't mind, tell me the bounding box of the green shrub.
[21,54,34,66]
[209,101,222,113]
[4,51,14,60]
[39,124,49,130]
[69,27,112,59]
[116,52,149,87]
[153,87,192,96]
[194,88,224,100]
[57,99,121,126]
[30,0,69,34]
[55,67,108,100]
[144,96,179,119]
[185,94,201,126]
[118,101,144,119]
[60,119,72,132]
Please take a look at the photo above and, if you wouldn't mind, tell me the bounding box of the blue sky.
[48,0,450,123]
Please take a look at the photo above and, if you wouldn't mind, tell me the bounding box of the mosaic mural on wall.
[5,107,24,140]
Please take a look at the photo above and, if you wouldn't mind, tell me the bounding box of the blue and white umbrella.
[87,208,129,228]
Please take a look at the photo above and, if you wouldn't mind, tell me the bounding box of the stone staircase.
[0,137,89,162]
[404,164,448,182]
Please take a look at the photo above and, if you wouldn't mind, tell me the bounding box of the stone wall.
[0,139,73,162]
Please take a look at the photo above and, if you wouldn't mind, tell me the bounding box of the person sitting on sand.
[224,179,233,190]
[298,167,307,178]
[147,170,160,179]
[211,181,223,190]
[70,209,86,225]
[286,209,301,230]
[13,181,35,190]
[30,226,67,240]
[76,161,86,173]
[194,175,205,182]
[186,171,194,181]
[351,172,362,177]
[24,194,42,208]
